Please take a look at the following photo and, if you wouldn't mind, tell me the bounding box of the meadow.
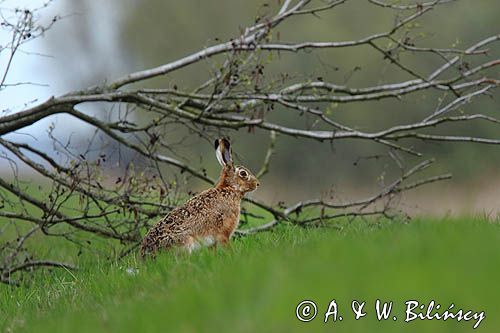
[1,217,498,333]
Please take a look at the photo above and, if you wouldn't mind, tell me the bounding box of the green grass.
[1,218,499,333]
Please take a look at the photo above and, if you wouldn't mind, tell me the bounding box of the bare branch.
[1,0,498,282]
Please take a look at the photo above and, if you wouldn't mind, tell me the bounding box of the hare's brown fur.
[140,139,258,257]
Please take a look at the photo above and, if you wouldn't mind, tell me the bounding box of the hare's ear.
[214,138,232,167]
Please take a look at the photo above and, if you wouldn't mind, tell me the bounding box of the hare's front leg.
[215,232,231,247]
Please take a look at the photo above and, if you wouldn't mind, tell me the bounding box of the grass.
[1,218,499,332]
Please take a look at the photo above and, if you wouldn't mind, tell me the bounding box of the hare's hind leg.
[182,236,199,254]
[182,235,217,253]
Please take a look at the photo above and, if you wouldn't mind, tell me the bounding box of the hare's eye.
[238,170,248,178]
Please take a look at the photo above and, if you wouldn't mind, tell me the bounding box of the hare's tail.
[139,234,156,259]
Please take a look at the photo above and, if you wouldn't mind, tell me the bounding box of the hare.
[140,138,259,257]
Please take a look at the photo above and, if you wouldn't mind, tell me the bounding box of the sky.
[0,0,127,146]
[1,0,73,153]
[0,0,59,112]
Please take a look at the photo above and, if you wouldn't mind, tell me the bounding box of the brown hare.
[140,138,259,257]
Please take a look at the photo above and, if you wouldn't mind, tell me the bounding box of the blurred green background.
[31,0,500,214]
